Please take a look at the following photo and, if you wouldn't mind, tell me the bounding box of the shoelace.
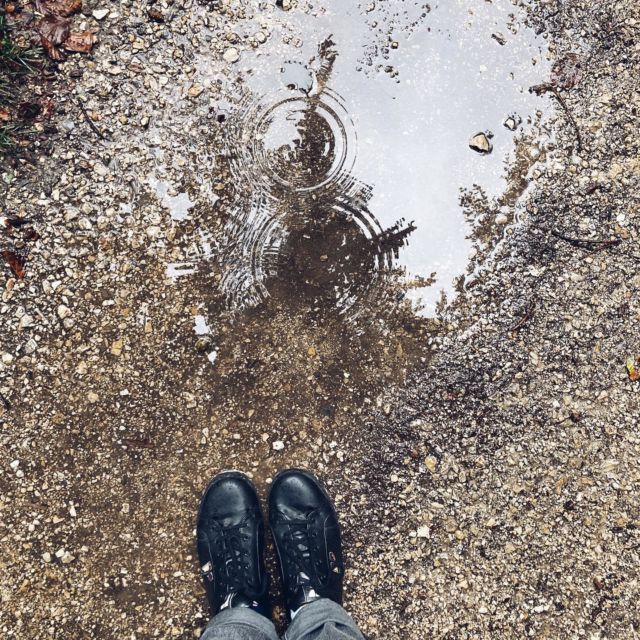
[280,510,327,585]
[207,517,255,593]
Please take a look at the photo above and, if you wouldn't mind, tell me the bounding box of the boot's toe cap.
[200,472,259,525]
[269,469,335,521]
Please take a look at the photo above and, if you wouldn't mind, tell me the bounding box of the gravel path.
[1,0,639,638]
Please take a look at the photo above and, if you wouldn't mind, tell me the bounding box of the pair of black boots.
[197,469,344,619]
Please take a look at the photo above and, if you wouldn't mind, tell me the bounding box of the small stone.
[444,517,458,533]
[24,339,37,355]
[111,338,123,357]
[148,7,165,22]
[57,304,71,319]
[87,391,99,403]
[276,0,292,9]
[503,114,522,131]
[469,132,493,154]
[92,8,109,20]
[492,32,507,46]
[42,552,52,563]
[495,213,509,225]
[255,32,267,44]
[93,162,109,176]
[424,456,437,473]
[18,314,34,330]
[196,336,213,352]
[61,551,75,564]
[308,346,317,357]
[223,48,240,63]
[188,84,204,98]
[272,440,285,451]
[416,526,430,538]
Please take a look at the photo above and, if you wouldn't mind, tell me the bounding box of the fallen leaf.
[551,53,584,90]
[0,107,10,122]
[39,14,70,61]
[39,14,71,43]
[35,0,82,17]
[40,96,56,119]
[627,357,640,382]
[1,250,26,279]
[64,31,97,53]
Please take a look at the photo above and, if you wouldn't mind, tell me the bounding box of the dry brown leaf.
[39,14,71,44]
[36,0,82,17]
[39,14,70,60]
[63,31,96,53]
[40,36,64,61]
[627,357,640,382]
[1,250,26,279]
[0,107,10,123]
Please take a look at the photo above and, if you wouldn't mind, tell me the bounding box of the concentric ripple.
[228,87,357,194]
[218,40,415,316]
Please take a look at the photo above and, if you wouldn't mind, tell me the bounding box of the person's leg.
[284,599,365,640]
[200,607,279,640]
[197,472,273,640]
[268,470,366,640]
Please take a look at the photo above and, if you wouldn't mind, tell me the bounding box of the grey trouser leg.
[200,608,279,640]
[285,599,366,640]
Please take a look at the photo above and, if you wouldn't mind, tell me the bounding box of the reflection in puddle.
[206,0,551,316]
[221,39,417,316]
[149,175,195,221]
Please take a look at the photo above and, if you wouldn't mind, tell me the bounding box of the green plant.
[0,12,41,150]
[0,14,39,77]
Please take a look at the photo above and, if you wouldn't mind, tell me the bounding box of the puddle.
[149,175,195,221]
[199,0,552,316]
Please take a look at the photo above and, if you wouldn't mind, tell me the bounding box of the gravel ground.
[1,0,639,639]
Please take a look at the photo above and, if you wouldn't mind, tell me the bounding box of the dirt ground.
[1,0,639,638]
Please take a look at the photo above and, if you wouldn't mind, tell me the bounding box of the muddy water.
[147,0,553,460]
[203,0,551,317]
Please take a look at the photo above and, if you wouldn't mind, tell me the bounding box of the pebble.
[272,440,285,451]
[496,213,509,225]
[92,8,109,20]
[469,132,493,154]
[223,48,240,63]
[57,305,71,319]
[503,114,522,131]
[18,314,34,330]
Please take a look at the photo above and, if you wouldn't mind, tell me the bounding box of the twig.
[530,83,582,151]
[0,391,11,411]
[76,98,105,140]
[551,229,622,252]
[509,301,535,332]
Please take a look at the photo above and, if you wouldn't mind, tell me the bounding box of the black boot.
[268,469,344,615]
[196,471,270,616]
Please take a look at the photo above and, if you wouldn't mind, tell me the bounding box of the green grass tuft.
[0,12,42,150]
